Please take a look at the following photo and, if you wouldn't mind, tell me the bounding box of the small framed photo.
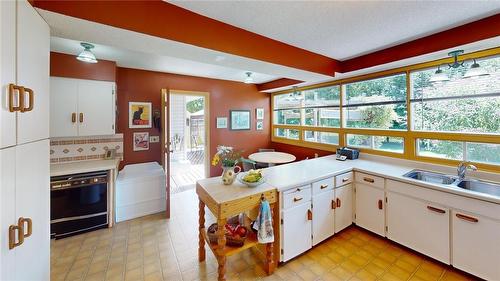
[230,110,251,130]
[133,132,150,151]
[256,108,264,120]
[216,117,228,129]
[129,102,152,128]
[256,121,264,131]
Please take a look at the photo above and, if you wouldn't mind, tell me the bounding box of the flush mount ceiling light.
[244,72,253,84]
[430,49,489,82]
[76,42,98,63]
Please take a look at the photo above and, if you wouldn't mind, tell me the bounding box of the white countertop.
[260,155,500,204]
[50,158,121,176]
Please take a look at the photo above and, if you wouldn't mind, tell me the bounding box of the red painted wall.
[116,67,271,176]
[50,52,116,81]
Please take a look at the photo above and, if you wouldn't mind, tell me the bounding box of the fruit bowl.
[237,170,266,187]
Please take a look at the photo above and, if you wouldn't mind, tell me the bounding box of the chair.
[241,158,257,172]
[256,148,275,168]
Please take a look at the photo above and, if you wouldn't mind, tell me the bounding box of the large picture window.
[343,73,407,130]
[271,50,500,170]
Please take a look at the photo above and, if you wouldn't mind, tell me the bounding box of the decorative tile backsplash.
[50,134,124,164]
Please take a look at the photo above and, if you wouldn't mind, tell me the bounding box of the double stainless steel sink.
[403,169,500,197]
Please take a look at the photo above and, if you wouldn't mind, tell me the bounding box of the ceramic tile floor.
[51,190,478,281]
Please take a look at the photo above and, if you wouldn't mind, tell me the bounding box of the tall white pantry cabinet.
[0,1,50,281]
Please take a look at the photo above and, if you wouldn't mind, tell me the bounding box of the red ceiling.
[33,0,500,90]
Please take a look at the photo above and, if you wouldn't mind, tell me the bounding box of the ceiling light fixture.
[244,72,253,84]
[430,49,489,82]
[76,42,98,63]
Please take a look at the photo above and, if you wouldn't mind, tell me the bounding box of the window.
[417,139,500,165]
[275,128,299,140]
[343,73,407,130]
[347,134,404,153]
[411,56,500,134]
[304,131,339,145]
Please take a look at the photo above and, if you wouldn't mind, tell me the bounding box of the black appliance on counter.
[336,147,360,160]
[50,170,109,239]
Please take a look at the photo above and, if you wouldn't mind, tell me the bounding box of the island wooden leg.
[265,202,277,274]
[198,199,206,262]
[216,218,227,281]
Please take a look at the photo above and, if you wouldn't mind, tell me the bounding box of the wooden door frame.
[161,89,210,218]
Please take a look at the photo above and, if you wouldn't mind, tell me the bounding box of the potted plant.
[212,146,243,185]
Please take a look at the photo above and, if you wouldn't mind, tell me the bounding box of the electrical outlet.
[150,136,160,143]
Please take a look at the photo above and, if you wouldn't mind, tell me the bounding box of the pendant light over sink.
[430,50,489,83]
[76,42,98,63]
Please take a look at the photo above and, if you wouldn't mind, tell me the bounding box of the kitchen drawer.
[355,172,384,189]
[283,186,311,209]
[335,172,353,187]
[312,177,334,195]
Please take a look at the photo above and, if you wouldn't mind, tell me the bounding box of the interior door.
[16,0,49,145]
[15,140,50,280]
[77,80,115,136]
[50,77,78,137]
[0,0,16,149]
[161,89,171,218]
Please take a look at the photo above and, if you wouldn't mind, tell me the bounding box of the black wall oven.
[51,170,109,239]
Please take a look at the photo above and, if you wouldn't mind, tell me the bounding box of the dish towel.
[253,199,274,244]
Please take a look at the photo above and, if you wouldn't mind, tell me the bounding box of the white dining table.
[248,151,296,166]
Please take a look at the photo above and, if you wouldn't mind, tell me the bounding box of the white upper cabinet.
[50,77,116,137]
[0,0,16,149]
[16,0,49,144]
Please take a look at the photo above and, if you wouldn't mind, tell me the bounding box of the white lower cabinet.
[386,191,450,264]
[355,183,385,236]
[452,210,500,280]
[334,184,353,233]
[281,202,312,262]
[312,189,335,246]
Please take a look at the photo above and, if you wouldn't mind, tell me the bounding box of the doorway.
[161,90,210,217]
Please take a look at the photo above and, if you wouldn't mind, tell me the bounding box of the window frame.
[271,47,500,172]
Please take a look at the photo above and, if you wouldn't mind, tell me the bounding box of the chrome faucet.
[457,161,477,180]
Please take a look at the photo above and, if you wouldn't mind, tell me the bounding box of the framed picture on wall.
[256,108,264,120]
[133,132,150,151]
[216,117,228,129]
[230,110,251,130]
[256,121,264,131]
[129,102,152,128]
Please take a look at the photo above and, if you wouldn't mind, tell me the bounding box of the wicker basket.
[207,223,247,247]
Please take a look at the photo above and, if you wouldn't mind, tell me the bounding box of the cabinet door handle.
[9,224,24,250]
[307,209,313,220]
[378,199,383,210]
[427,206,445,214]
[337,198,341,208]
[456,213,479,223]
[293,197,303,202]
[20,87,34,112]
[18,217,32,238]
[8,84,25,112]
[331,200,336,209]
[71,113,77,123]
[342,178,349,183]
[320,184,328,189]
[363,177,375,183]
[79,113,84,123]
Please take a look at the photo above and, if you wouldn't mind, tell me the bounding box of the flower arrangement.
[211,145,242,167]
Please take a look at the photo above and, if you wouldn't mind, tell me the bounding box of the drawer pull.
[293,197,303,202]
[456,213,478,223]
[427,206,445,214]
[307,209,313,220]
[336,198,341,208]
[331,200,336,209]
[378,199,383,210]
[342,178,349,183]
[320,184,328,189]
[363,177,375,183]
